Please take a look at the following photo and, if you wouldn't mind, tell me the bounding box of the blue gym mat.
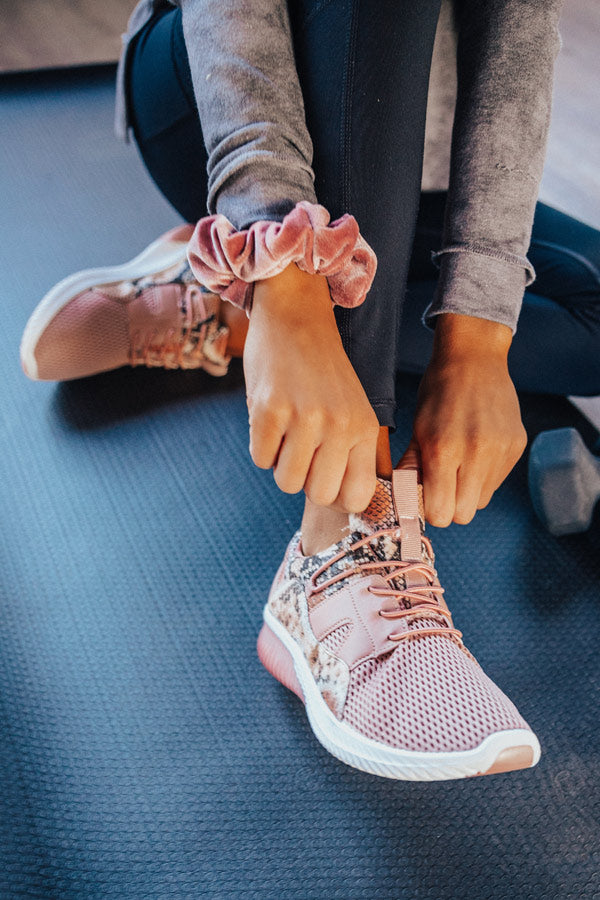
[1,68,599,899]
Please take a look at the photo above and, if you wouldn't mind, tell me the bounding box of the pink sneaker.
[258,469,541,781]
[20,225,230,382]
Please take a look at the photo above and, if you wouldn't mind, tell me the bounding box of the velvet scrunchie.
[186,200,377,312]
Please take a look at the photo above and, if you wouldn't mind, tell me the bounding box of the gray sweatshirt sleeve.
[179,0,318,231]
[179,0,563,333]
[423,0,564,333]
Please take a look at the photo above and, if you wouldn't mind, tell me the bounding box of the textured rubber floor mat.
[1,68,599,899]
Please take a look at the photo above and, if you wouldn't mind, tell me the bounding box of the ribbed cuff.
[422,247,534,335]
[186,200,378,313]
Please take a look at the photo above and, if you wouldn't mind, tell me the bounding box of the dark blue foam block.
[1,68,599,900]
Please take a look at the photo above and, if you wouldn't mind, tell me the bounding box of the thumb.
[396,436,422,474]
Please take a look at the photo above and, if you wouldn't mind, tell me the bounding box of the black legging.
[125,5,600,412]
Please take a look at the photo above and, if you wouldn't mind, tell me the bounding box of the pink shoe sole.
[257,623,305,701]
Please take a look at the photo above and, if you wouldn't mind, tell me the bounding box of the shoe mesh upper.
[342,629,527,752]
[34,289,131,380]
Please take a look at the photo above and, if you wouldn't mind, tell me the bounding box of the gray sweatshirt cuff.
[421,246,535,335]
[207,146,318,231]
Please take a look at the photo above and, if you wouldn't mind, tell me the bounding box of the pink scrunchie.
[186,200,377,311]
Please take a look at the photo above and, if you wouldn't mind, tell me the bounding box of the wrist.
[187,201,377,313]
[431,313,512,364]
[251,263,335,326]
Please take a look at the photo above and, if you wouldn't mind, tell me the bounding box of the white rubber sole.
[20,234,190,380]
[260,606,541,782]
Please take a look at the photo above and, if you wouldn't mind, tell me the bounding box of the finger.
[454,458,489,524]
[249,409,286,469]
[476,447,523,509]
[273,425,318,494]
[335,440,377,513]
[303,442,349,507]
[420,445,459,527]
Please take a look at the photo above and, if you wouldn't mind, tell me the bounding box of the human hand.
[243,263,379,512]
[397,313,527,526]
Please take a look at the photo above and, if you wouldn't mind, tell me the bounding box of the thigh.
[396,279,600,396]
[407,190,447,281]
[528,203,600,308]
[126,7,210,223]
[405,196,600,306]
[407,198,600,299]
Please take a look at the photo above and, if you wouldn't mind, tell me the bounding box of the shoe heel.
[257,623,304,702]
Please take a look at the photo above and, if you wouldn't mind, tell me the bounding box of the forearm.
[425,0,564,334]
[431,312,512,363]
[179,0,318,229]
[179,0,376,311]
[406,311,527,527]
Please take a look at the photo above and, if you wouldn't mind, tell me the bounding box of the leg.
[281,0,442,547]
[399,193,600,397]
[126,7,210,224]
[513,203,600,395]
[287,0,442,430]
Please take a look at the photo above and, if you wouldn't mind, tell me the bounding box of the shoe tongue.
[349,470,425,562]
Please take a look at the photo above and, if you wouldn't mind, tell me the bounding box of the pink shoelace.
[309,527,464,646]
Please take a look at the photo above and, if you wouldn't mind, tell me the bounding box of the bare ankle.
[300,498,349,556]
[376,425,392,478]
[300,426,392,555]
[218,298,248,357]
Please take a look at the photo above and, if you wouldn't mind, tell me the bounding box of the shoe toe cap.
[21,290,129,381]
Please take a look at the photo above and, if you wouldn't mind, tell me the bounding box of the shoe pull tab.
[392,468,423,561]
